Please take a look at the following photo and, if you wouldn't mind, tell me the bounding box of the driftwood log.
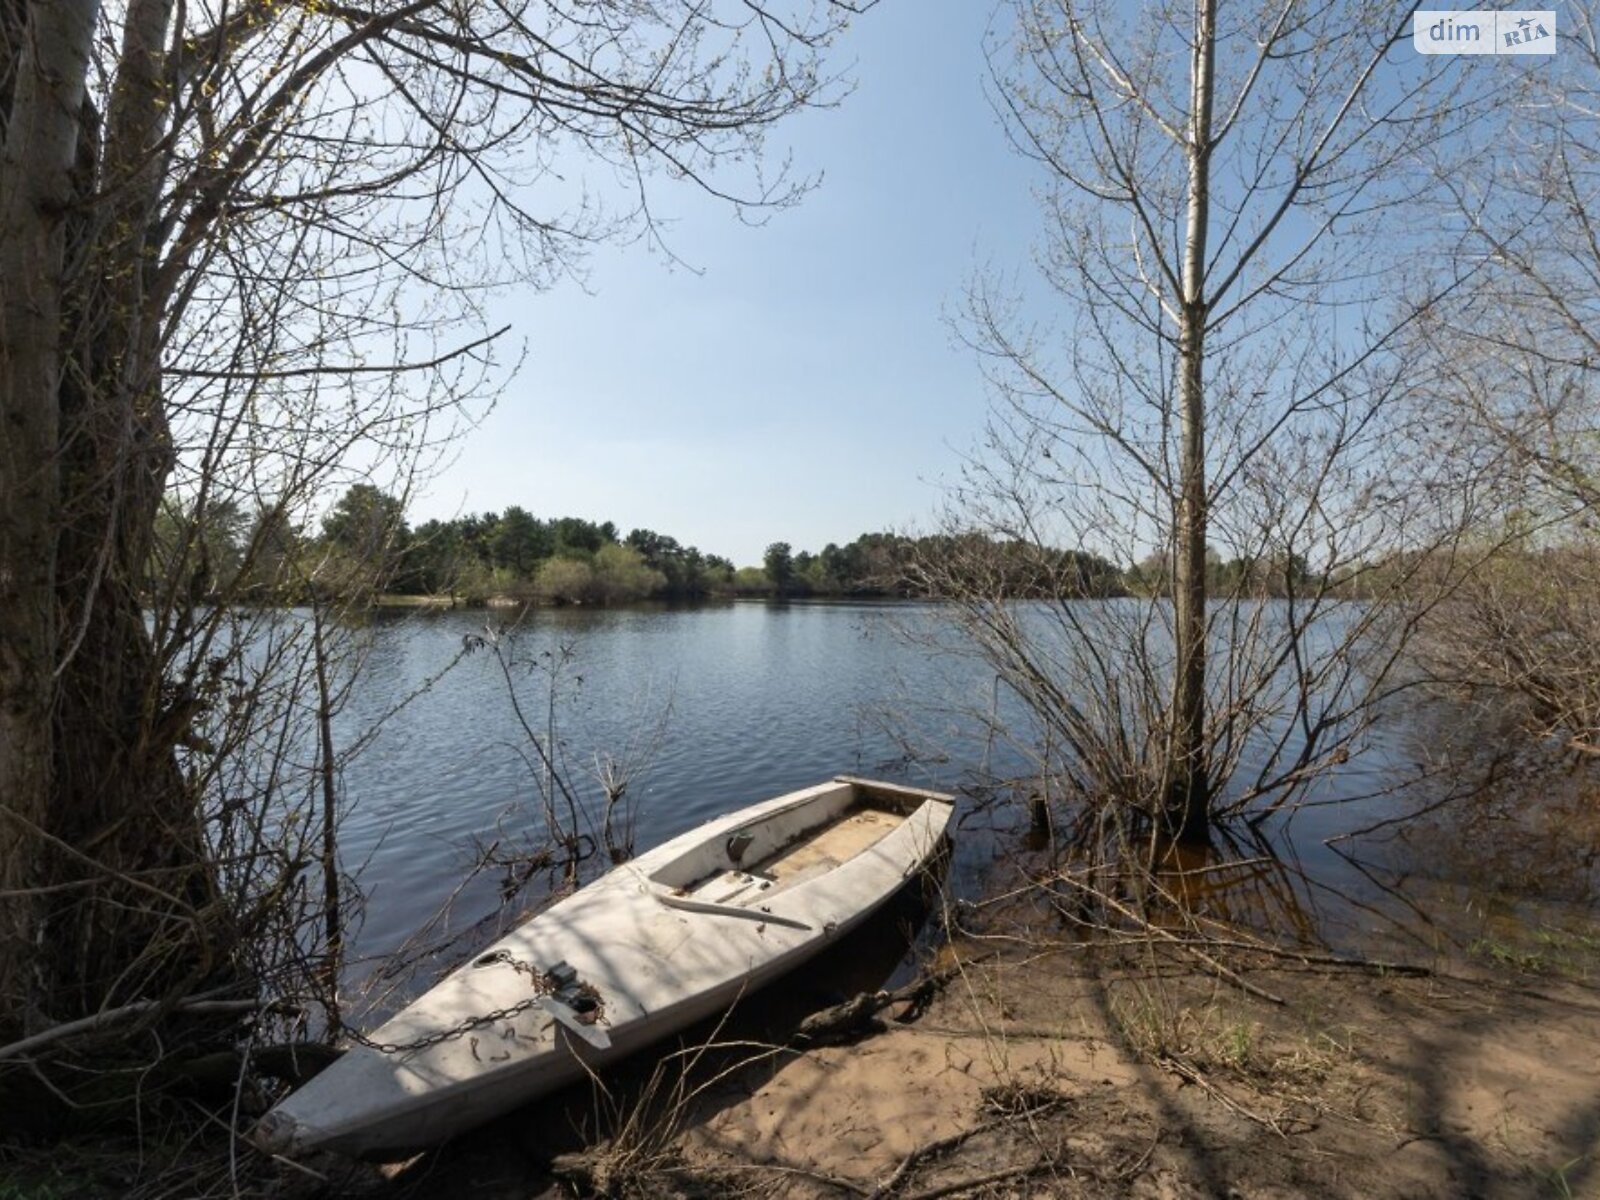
[790,967,952,1046]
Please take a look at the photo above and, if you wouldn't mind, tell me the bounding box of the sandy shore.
[370,923,1600,1199]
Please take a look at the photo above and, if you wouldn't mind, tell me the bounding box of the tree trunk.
[1166,0,1216,845]
[42,0,223,1022]
[0,0,100,1036]
[2,0,222,1041]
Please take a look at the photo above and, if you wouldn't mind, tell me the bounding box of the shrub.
[535,556,596,604]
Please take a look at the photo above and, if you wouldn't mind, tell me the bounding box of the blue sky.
[413,1,1041,567]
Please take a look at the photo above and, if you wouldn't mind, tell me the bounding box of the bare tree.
[1411,4,1600,757]
[1423,3,1598,496]
[932,0,1499,844]
[0,0,864,1062]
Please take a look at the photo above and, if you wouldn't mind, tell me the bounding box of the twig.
[714,1156,871,1195]
[899,1159,1063,1200]
[1183,933,1432,978]
[1117,1133,1160,1180]
[1070,916,1433,979]
[868,1101,1064,1199]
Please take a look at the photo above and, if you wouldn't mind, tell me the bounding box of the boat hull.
[253,777,954,1158]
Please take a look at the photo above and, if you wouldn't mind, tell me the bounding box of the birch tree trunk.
[1167,0,1216,843]
[948,1,1490,843]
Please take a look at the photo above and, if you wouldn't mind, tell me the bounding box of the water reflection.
[333,604,980,964]
[1154,837,1320,947]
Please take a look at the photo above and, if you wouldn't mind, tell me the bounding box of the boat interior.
[649,780,934,909]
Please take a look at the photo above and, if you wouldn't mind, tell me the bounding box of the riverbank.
[8,737,1596,1199]
[665,945,1600,1198]
[363,955,1600,1200]
[6,870,1597,1198]
[369,888,1600,1199]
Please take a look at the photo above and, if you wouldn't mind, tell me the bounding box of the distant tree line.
[149,484,1210,605]
[760,534,1128,600]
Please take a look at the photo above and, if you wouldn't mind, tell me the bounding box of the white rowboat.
[253,776,954,1158]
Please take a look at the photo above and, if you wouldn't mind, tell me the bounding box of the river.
[321,600,1597,996]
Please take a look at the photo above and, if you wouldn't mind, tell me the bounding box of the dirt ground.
[369,927,1600,1200]
[685,951,1600,1198]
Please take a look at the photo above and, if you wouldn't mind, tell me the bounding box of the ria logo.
[1414,9,1556,54]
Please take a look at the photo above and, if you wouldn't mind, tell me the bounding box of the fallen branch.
[1155,1054,1311,1137]
[1050,874,1287,1005]
[0,997,276,1063]
[1188,934,1432,978]
[168,1041,345,1096]
[868,1096,1066,1199]
[719,1158,872,1196]
[1062,919,1433,980]
[791,989,896,1046]
[727,1145,1070,1200]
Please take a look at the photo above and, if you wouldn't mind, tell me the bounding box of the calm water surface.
[333,602,987,968]
[328,601,1598,990]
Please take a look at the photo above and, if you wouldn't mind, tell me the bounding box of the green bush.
[730,566,773,596]
[591,543,667,603]
[534,556,596,604]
